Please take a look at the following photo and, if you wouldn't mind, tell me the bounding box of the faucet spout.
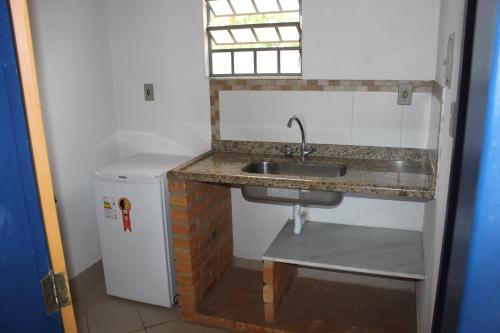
[286,115,315,161]
[287,115,306,143]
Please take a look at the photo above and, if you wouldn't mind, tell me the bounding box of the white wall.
[104,0,212,159]
[220,90,432,148]
[29,0,119,277]
[428,95,443,151]
[417,0,466,332]
[30,0,213,276]
[302,0,441,80]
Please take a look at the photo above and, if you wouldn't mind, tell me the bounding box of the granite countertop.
[168,142,436,200]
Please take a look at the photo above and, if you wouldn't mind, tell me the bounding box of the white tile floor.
[71,261,229,333]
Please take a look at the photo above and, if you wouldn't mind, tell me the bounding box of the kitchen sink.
[241,160,346,206]
[242,160,347,178]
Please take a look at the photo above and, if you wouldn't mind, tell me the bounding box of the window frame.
[206,0,302,78]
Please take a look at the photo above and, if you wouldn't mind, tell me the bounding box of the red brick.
[202,208,214,223]
[179,308,197,322]
[195,216,206,227]
[263,284,274,303]
[263,261,274,284]
[169,194,190,208]
[173,249,192,262]
[175,273,193,285]
[168,181,193,193]
[172,223,194,236]
[195,184,211,200]
[179,294,196,308]
[191,201,208,218]
[171,210,190,223]
[172,237,191,250]
[175,261,193,274]
[178,284,195,297]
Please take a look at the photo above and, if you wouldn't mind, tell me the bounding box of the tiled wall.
[220,90,433,149]
[212,79,436,149]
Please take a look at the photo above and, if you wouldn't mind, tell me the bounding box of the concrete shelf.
[263,220,425,280]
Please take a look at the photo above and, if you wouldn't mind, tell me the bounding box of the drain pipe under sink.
[293,203,308,234]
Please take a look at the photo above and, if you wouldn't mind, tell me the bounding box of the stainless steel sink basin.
[242,160,347,178]
[241,185,343,206]
[241,160,346,206]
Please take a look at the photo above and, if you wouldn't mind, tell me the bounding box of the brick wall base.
[263,261,297,322]
[169,180,298,332]
[169,180,233,320]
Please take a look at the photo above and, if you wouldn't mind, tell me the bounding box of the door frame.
[432,0,500,331]
[8,0,77,331]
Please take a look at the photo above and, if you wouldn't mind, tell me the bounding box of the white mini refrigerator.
[92,153,190,307]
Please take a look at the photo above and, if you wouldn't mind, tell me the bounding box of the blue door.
[457,2,500,331]
[0,0,63,331]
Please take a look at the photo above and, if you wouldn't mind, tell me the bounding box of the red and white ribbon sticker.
[118,197,132,232]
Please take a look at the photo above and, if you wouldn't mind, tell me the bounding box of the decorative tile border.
[209,79,436,143]
[432,80,444,102]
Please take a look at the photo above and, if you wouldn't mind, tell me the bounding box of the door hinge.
[41,271,72,314]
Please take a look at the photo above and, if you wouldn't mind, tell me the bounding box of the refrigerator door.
[160,176,177,304]
[93,177,173,307]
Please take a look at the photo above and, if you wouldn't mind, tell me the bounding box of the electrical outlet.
[144,83,155,101]
[398,84,413,105]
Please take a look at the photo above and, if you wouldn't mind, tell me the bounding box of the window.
[206,0,302,77]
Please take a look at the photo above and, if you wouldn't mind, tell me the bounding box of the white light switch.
[398,84,412,105]
[144,83,155,101]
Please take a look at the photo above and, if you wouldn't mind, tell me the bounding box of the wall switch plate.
[445,33,455,89]
[398,84,413,105]
[144,83,155,101]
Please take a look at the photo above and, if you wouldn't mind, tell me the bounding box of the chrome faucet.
[286,115,316,161]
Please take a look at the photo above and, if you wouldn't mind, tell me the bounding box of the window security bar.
[207,22,301,45]
[206,0,300,17]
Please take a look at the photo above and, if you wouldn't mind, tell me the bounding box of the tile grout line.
[135,304,147,331]
[144,317,180,329]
